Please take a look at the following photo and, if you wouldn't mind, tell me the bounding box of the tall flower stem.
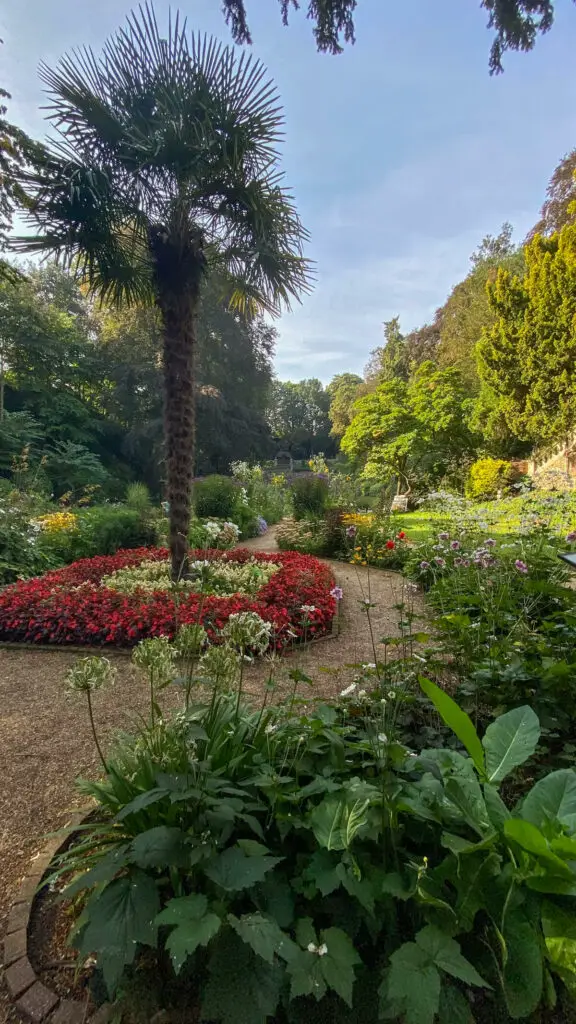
[86,689,107,773]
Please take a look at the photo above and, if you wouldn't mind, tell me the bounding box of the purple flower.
[463,559,471,568]
[450,540,460,551]
[419,561,430,570]
[454,557,464,567]
[257,516,268,536]
[438,532,449,542]
[515,559,529,574]
[484,538,496,548]
[434,557,446,567]
[346,525,357,538]
[330,586,344,601]
[566,531,576,543]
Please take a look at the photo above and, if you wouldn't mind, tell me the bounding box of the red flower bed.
[0,547,336,649]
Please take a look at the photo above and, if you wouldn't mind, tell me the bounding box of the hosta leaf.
[502,916,543,1018]
[384,943,441,1024]
[202,931,283,1024]
[310,795,369,851]
[453,851,501,931]
[444,776,491,835]
[483,784,511,830]
[77,872,159,996]
[228,912,298,964]
[130,826,189,868]
[204,845,282,891]
[418,677,485,773]
[520,769,576,831]
[415,926,489,988]
[483,706,540,784]
[156,894,221,973]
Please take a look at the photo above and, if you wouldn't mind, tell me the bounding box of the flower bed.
[0,547,336,648]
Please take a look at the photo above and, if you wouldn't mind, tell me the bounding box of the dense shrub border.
[0,547,336,648]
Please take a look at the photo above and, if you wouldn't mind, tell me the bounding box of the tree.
[268,378,333,457]
[477,224,576,444]
[341,362,476,492]
[220,0,572,71]
[438,226,523,387]
[15,5,310,577]
[527,149,576,240]
[364,317,409,386]
[0,58,46,281]
[327,372,363,437]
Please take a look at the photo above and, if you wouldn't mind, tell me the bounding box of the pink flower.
[438,532,449,542]
[566,531,576,543]
[330,586,343,601]
[515,559,528,574]
[346,525,357,538]
[450,540,460,551]
[485,538,496,548]
[454,557,464,567]
[434,557,446,567]
[420,561,430,570]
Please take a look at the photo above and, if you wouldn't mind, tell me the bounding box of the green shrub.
[466,457,514,499]
[37,506,158,563]
[56,646,576,1021]
[291,473,329,519]
[194,476,239,519]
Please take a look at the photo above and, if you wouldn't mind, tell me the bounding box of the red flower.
[397,531,406,540]
[386,540,395,550]
[0,546,336,651]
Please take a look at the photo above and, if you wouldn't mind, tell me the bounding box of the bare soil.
[0,533,425,1022]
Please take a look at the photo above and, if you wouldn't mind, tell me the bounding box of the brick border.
[2,812,111,1024]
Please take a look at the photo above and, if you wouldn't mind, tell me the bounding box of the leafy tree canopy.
[341,361,477,491]
[327,372,363,437]
[527,149,576,240]
[220,0,571,71]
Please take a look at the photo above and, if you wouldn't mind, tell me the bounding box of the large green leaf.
[309,795,369,851]
[156,893,221,973]
[483,784,511,831]
[130,826,189,868]
[520,769,576,831]
[504,819,575,879]
[204,845,282,891]
[383,943,441,1024]
[452,851,501,931]
[542,901,576,996]
[483,706,540,784]
[438,983,476,1023]
[419,677,485,773]
[228,912,298,964]
[287,925,361,1008]
[415,927,489,988]
[302,849,342,896]
[502,916,543,1019]
[202,931,284,1024]
[444,776,491,835]
[77,872,159,996]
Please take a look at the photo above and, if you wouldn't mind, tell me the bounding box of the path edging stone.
[2,810,111,1024]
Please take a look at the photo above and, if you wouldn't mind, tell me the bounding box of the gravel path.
[0,535,425,1022]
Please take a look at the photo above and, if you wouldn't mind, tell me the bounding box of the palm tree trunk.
[158,292,197,581]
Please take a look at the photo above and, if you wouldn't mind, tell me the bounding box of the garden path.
[0,539,424,1023]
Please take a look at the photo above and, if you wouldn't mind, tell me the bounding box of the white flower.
[300,604,316,613]
[307,943,317,953]
[377,733,388,744]
[357,689,367,698]
[362,662,376,670]
[340,682,357,697]
[317,944,328,957]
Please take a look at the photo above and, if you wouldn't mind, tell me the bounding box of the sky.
[2,0,576,382]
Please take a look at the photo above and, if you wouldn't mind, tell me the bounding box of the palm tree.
[16,3,311,578]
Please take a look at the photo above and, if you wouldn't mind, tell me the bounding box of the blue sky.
[3,0,576,381]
